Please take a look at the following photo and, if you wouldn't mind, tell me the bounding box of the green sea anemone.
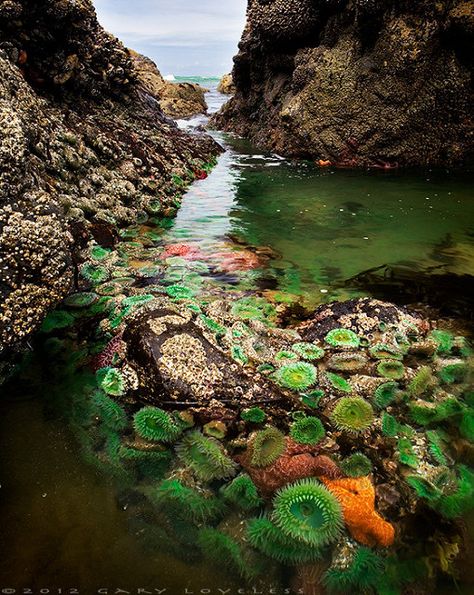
[291,342,325,360]
[119,447,172,480]
[203,420,227,439]
[460,410,474,442]
[250,427,286,468]
[325,372,352,394]
[426,430,448,465]
[327,353,368,373]
[176,430,237,481]
[340,452,373,477]
[241,407,266,424]
[150,479,224,523]
[90,390,127,431]
[377,359,405,380]
[80,263,109,284]
[166,284,195,300]
[323,546,384,593]
[197,528,249,580]
[435,465,474,519]
[405,475,440,501]
[98,367,125,396]
[199,315,226,337]
[121,294,154,308]
[374,382,399,409]
[257,363,275,374]
[272,479,343,546]
[220,474,263,511]
[64,292,98,308]
[274,362,317,391]
[381,412,399,437]
[275,350,299,362]
[408,366,434,398]
[231,345,248,365]
[429,329,454,355]
[397,438,419,468]
[369,343,403,360]
[231,297,275,322]
[289,415,326,445]
[247,517,324,565]
[330,397,374,433]
[40,310,75,332]
[90,245,111,260]
[133,406,182,443]
[300,389,325,408]
[325,328,360,349]
[438,362,467,384]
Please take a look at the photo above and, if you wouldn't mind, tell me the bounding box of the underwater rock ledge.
[214,0,474,167]
[0,0,221,353]
[57,291,474,593]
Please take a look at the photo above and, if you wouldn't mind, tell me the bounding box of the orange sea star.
[321,476,395,548]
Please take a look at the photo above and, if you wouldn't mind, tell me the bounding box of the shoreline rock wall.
[214,0,474,167]
[0,0,220,353]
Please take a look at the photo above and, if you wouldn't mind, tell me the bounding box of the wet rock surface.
[130,51,208,119]
[0,0,220,352]
[217,73,236,95]
[214,0,474,167]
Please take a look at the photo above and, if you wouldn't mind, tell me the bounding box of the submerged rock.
[214,0,474,167]
[0,0,221,352]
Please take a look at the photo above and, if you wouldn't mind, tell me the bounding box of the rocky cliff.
[0,0,219,353]
[214,0,474,167]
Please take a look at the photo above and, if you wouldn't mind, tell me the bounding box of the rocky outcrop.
[130,51,208,118]
[0,0,220,353]
[214,0,474,167]
[217,73,236,95]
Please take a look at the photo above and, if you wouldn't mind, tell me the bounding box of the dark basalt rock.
[0,0,221,352]
[214,0,474,167]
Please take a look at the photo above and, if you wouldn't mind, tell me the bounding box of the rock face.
[0,0,220,353]
[217,73,236,95]
[130,51,208,118]
[215,0,474,167]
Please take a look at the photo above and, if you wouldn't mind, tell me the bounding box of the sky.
[93,0,247,77]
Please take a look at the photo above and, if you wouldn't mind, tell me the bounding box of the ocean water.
[1,80,473,594]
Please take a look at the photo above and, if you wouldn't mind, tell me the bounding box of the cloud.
[93,0,247,75]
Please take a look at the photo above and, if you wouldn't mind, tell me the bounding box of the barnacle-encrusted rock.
[0,0,220,352]
[248,0,319,41]
[214,0,474,166]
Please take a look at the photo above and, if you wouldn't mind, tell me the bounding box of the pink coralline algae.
[90,333,126,372]
[215,249,262,272]
[160,243,202,260]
